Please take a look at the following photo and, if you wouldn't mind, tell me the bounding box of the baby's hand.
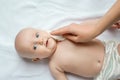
[112,20,120,29]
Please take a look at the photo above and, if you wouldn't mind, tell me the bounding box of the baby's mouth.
[45,38,50,47]
[46,39,48,47]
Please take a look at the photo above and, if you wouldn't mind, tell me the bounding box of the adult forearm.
[94,0,120,37]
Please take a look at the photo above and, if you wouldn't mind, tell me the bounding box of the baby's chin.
[47,37,57,53]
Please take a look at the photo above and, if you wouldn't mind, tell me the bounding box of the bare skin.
[51,0,120,43]
[49,39,105,80]
[15,28,120,80]
[112,20,120,29]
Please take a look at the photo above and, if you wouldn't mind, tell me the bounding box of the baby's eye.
[33,45,37,50]
[36,33,39,38]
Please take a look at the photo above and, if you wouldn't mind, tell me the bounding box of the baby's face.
[15,28,57,60]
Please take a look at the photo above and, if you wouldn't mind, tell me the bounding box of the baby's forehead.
[17,28,35,45]
[18,28,37,37]
[15,28,38,57]
[22,28,37,34]
[22,28,44,35]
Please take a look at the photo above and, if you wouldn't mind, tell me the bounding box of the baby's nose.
[37,41,43,45]
[34,38,43,45]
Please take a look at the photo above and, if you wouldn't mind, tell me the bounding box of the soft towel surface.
[0,0,119,80]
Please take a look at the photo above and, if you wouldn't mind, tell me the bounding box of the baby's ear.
[32,58,40,62]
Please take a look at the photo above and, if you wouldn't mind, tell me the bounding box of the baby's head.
[15,28,57,61]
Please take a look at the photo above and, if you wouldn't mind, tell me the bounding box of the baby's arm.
[49,62,67,80]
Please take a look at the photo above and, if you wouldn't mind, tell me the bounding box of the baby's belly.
[64,52,103,77]
[65,54,104,78]
[60,40,105,77]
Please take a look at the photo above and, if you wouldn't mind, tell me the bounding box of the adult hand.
[51,19,99,42]
[112,20,120,29]
[51,0,120,43]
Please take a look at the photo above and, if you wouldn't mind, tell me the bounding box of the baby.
[15,27,120,80]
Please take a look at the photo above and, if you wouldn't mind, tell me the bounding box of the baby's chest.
[55,50,81,68]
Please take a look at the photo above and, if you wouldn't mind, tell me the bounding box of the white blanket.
[0,0,119,80]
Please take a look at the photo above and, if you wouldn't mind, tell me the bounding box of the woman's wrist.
[92,0,120,38]
[91,21,102,39]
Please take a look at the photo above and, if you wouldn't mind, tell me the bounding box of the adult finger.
[50,26,71,35]
[63,34,79,43]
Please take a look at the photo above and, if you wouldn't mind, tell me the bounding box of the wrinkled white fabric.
[94,41,120,80]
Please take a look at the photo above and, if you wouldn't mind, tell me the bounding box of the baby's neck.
[48,40,65,60]
[47,30,65,41]
[51,35,65,41]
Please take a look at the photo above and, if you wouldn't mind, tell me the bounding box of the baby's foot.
[112,20,120,29]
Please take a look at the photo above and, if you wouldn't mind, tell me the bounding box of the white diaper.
[94,41,120,80]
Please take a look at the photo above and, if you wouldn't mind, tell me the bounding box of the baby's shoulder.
[49,55,60,67]
[49,51,69,68]
[49,59,62,71]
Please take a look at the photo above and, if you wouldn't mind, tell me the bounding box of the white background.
[0,0,119,80]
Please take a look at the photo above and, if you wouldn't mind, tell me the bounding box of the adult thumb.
[63,34,78,42]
